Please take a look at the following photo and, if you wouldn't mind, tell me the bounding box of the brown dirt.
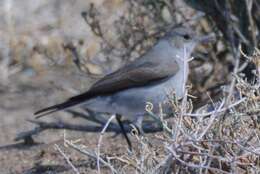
[0,69,134,173]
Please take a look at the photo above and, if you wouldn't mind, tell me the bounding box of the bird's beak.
[195,33,216,44]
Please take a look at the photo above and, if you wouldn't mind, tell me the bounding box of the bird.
[34,26,207,149]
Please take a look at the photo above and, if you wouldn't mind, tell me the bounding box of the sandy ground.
[0,68,136,173]
[0,1,131,172]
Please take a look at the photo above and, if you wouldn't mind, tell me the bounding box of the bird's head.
[164,27,215,60]
[166,27,196,55]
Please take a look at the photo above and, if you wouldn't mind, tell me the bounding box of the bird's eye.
[183,34,191,40]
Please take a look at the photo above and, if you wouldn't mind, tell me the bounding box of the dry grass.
[54,49,259,174]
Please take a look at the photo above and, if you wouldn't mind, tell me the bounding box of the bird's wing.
[86,58,179,96]
[34,48,179,118]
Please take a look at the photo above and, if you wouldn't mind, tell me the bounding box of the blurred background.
[0,0,259,173]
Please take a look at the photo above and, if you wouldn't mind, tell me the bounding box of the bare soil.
[0,69,132,174]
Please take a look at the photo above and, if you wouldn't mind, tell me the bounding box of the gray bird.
[34,27,210,149]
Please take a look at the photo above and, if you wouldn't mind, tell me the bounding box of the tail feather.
[34,99,81,119]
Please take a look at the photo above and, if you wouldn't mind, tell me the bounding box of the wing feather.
[34,43,179,117]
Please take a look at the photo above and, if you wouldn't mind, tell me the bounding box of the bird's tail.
[34,99,82,119]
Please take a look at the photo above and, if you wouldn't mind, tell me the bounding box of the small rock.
[86,63,103,75]
[161,6,172,24]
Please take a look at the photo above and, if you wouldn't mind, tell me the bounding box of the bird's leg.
[115,114,132,151]
[133,116,144,136]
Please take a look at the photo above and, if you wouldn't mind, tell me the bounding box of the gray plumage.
[34,27,199,125]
